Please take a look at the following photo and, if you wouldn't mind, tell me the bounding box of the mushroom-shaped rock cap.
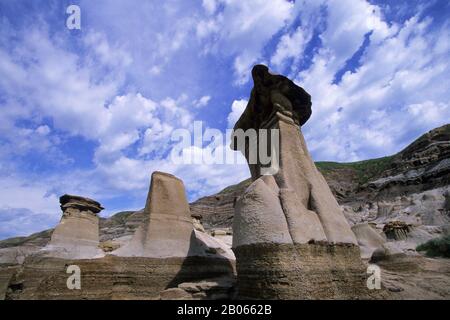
[59,194,104,214]
[232,65,312,139]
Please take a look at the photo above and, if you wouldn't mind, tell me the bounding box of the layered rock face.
[190,186,244,229]
[336,125,450,258]
[230,65,372,299]
[43,195,104,259]
[4,254,234,300]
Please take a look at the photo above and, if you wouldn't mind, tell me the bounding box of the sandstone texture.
[378,254,450,299]
[113,172,196,258]
[42,195,104,259]
[229,65,372,299]
[234,243,386,299]
[112,171,234,260]
[351,223,386,259]
[4,255,233,300]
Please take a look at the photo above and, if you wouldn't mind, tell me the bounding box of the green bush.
[416,235,450,258]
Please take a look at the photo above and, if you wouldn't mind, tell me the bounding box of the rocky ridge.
[6,125,447,254]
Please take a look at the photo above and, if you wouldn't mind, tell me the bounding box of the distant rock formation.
[43,195,104,259]
[351,223,386,259]
[230,65,375,299]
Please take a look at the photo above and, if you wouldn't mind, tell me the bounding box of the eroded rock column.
[230,65,374,299]
[113,172,194,257]
[45,194,104,259]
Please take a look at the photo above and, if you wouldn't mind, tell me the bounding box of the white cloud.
[149,65,162,75]
[0,177,60,215]
[0,27,119,141]
[196,19,220,39]
[98,93,158,154]
[36,125,51,136]
[406,101,449,125]
[84,31,132,68]
[270,25,313,68]
[297,3,450,161]
[197,0,295,84]
[193,95,211,108]
[0,175,62,237]
[227,99,248,128]
[317,0,394,72]
[202,0,218,15]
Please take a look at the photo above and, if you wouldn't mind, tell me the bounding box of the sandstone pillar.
[230,65,374,299]
[45,194,103,259]
[114,171,199,258]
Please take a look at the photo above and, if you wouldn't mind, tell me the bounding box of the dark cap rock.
[59,194,104,214]
[232,64,312,139]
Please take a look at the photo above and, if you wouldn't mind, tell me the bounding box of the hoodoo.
[113,171,234,259]
[44,194,104,259]
[113,172,195,257]
[230,65,376,299]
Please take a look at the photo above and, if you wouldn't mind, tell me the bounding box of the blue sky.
[0,0,449,239]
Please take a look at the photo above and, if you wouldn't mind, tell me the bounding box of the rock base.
[234,242,384,299]
[4,255,234,300]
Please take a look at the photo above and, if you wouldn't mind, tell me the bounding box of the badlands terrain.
[0,66,448,300]
[0,123,449,300]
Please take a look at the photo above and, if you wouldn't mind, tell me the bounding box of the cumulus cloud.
[227,99,248,128]
[0,176,60,237]
[294,1,450,161]
[270,25,313,69]
[193,95,211,108]
[202,0,219,15]
[197,0,295,84]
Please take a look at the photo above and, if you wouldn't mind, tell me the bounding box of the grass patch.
[316,156,394,184]
[416,235,450,258]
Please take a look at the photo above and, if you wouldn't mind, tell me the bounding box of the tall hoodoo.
[230,65,373,299]
[45,194,104,259]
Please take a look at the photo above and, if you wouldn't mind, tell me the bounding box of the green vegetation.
[416,235,450,258]
[217,155,394,195]
[315,156,394,184]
